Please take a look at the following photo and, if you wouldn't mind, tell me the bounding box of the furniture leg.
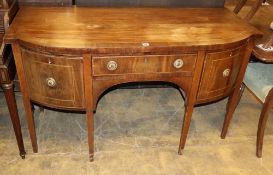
[86,110,94,161]
[178,51,206,155]
[256,88,273,158]
[2,83,26,158]
[221,90,240,139]
[178,104,194,155]
[83,54,94,161]
[12,43,38,153]
[221,40,254,139]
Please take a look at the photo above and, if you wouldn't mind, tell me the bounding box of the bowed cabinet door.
[196,45,246,104]
[20,48,85,110]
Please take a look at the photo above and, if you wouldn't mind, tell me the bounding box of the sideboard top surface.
[5,7,262,50]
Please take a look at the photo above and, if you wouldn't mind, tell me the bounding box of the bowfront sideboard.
[4,7,261,161]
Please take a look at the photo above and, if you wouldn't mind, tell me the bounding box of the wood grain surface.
[5,7,261,51]
[75,0,224,7]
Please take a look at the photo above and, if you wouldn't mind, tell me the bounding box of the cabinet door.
[21,48,85,109]
[196,45,246,103]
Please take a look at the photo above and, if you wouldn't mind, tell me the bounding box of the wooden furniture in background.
[232,0,273,62]
[256,85,273,158]
[0,0,26,158]
[247,14,273,157]
[253,25,273,62]
[233,0,264,21]
[1,0,73,159]
[4,7,261,161]
[244,61,273,158]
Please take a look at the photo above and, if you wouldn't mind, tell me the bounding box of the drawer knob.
[142,42,150,47]
[107,61,118,71]
[223,69,230,77]
[46,77,57,88]
[173,59,184,69]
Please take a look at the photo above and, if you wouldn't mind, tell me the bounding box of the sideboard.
[4,7,261,161]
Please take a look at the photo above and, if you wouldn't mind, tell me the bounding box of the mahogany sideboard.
[4,7,261,161]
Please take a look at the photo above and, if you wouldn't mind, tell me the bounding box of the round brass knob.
[46,77,56,88]
[107,61,118,71]
[173,59,184,69]
[223,69,230,77]
[142,42,150,47]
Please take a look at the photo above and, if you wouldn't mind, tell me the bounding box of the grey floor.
[0,87,273,175]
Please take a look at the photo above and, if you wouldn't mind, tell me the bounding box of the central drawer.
[92,54,197,76]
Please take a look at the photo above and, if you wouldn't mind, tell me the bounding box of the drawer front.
[21,48,85,109]
[92,54,197,76]
[197,45,246,103]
